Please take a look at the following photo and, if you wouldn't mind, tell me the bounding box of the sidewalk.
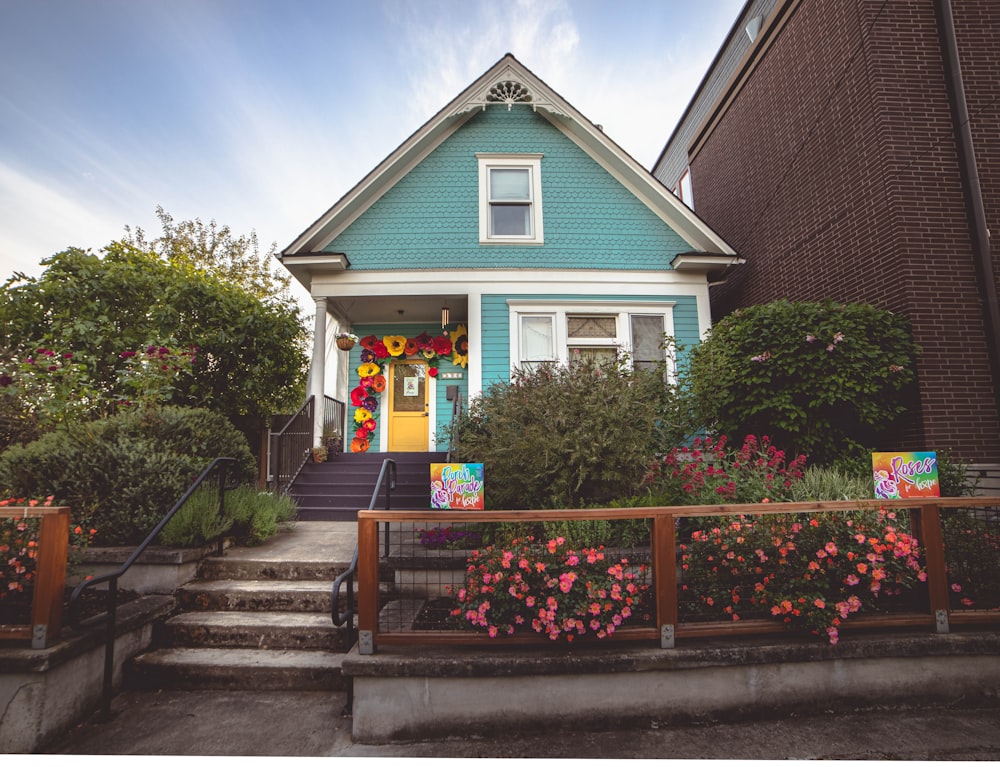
[38,687,1000,759]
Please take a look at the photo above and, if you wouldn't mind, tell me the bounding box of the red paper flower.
[404,338,419,356]
[414,331,433,349]
[364,419,377,432]
[428,367,439,377]
[360,335,378,350]
[350,386,367,406]
[355,427,368,439]
[374,341,390,359]
[433,336,452,355]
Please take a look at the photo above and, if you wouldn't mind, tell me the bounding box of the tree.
[124,206,293,303]
[0,242,308,431]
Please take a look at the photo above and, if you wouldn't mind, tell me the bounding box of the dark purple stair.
[290,451,445,521]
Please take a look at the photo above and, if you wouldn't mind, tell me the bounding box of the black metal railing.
[269,396,314,495]
[331,457,395,713]
[68,457,239,721]
[323,395,346,453]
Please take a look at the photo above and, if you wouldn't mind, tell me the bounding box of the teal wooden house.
[280,54,738,454]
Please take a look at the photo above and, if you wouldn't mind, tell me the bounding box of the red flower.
[428,367,439,377]
[360,335,378,350]
[404,338,419,356]
[373,341,390,359]
[433,336,452,355]
[414,332,433,349]
[350,386,367,406]
[364,419,377,432]
[355,427,368,439]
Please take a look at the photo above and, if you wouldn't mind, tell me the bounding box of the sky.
[0,0,745,304]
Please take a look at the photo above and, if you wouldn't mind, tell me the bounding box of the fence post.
[357,517,380,654]
[652,513,677,648]
[914,503,950,633]
[31,508,70,649]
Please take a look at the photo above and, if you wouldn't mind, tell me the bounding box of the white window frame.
[477,153,544,245]
[508,301,676,379]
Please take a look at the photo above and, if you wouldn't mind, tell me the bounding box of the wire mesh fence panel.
[941,504,1000,612]
[675,508,928,630]
[376,517,655,639]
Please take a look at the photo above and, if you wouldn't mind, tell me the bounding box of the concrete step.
[128,647,346,691]
[198,557,349,582]
[176,580,336,613]
[161,611,351,651]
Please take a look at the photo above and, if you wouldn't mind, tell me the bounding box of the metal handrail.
[269,396,314,495]
[68,457,239,721]
[331,458,395,714]
[322,395,346,451]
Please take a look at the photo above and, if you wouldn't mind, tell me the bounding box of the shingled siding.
[688,0,1000,462]
[327,105,690,270]
[479,294,701,388]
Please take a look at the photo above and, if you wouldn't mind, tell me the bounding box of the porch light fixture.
[441,304,450,328]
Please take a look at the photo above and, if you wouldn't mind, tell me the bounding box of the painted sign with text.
[872,451,940,499]
[431,463,485,510]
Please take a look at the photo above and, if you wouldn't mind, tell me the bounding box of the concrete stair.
[127,522,358,692]
[292,451,445,520]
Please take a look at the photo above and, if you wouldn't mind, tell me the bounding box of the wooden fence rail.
[356,497,1000,654]
[0,506,70,649]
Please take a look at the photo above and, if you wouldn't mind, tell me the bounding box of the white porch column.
[309,296,328,447]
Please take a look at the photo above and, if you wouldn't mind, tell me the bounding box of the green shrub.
[684,300,919,465]
[159,485,296,547]
[453,358,687,509]
[0,406,255,545]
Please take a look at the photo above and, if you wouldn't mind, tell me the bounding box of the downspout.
[934,0,1000,412]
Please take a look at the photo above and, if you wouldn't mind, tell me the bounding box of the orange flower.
[404,338,419,356]
[371,375,387,392]
[350,437,370,453]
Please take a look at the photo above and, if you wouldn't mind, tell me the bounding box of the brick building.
[654,0,1000,468]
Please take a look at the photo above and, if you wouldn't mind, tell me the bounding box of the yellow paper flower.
[384,335,407,356]
[357,362,380,378]
[451,324,469,368]
[354,407,372,423]
[453,352,468,368]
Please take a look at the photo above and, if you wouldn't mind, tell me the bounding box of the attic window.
[477,153,544,244]
[486,80,532,110]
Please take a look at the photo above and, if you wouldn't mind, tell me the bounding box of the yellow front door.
[388,360,428,451]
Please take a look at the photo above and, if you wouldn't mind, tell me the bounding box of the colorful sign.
[431,463,484,510]
[872,451,940,499]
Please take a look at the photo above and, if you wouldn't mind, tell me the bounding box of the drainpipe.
[934,0,1000,415]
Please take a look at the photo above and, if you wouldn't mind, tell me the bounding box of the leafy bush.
[159,485,296,547]
[453,358,687,509]
[0,406,255,545]
[684,300,919,465]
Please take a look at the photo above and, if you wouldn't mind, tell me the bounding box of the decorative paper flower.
[414,331,433,350]
[384,335,407,356]
[421,348,436,360]
[351,437,370,453]
[354,407,372,423]
[362,396,378,411]
[357,362,380,378]
[404,338,419,356]
[360,335,378,350]
[350,386,368,407]
[373,341,390,359]
[355,427,368,439]
[453,352,468,368]
[372,375,387,392]
[360,348,376,363]
[433,335,453,356]
[451,325,468,353]
[364,419,377,432]
[428,367,439,377]
[360,376,374,389]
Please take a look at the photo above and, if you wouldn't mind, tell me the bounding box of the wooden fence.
[356,497,1000,653]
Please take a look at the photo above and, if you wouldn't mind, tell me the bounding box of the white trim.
[507,300,676,375]
[477,153,544,244]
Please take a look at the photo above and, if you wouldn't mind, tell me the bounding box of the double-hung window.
[478,154,544,244]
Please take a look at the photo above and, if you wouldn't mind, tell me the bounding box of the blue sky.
[0,0,744,296]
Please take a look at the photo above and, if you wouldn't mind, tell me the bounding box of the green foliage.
[159,485,297,547]
[0,239,308,426]
[0,406,255,545]
[539,518,650,549]
[684,300,919,465]
[453,358,688,509]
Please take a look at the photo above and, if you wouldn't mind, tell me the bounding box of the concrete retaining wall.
[0,595,173,753]
[344,632,1000,744]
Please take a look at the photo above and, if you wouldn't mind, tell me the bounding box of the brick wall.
[690,0,1000,462]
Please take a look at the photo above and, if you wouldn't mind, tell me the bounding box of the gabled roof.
[282,53,736,261]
